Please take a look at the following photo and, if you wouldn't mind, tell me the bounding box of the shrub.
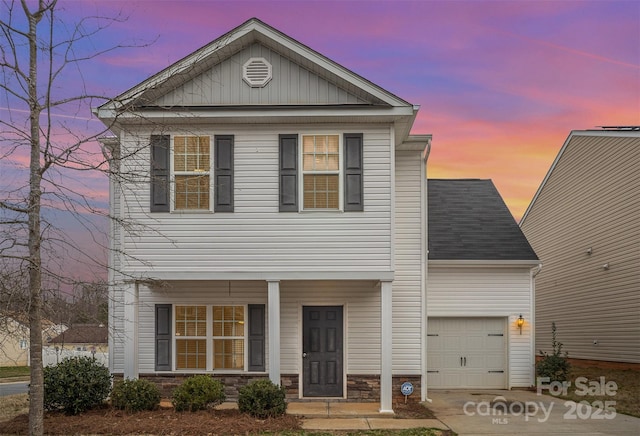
[111,378,161,412]
[238,379,286,418]
[43,356,112,415]
[171,375,225,412]
[537,322,571,383]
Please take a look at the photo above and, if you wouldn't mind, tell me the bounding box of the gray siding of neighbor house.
[521,132,640,364]
[155,42,370,107]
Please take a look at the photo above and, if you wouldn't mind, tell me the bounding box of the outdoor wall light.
[516,314,525,334]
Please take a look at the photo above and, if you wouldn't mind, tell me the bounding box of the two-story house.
[95,18,538,412]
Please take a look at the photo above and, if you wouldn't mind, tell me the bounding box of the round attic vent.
[243,57,272,88]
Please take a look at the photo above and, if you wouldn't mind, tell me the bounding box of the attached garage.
[426,180,541,390]
[427,317,506,388]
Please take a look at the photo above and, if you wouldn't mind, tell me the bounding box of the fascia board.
[105,105,416,123]
[123,270,395,282]
[428,259,542,268]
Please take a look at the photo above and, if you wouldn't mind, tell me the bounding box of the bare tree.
[0,1,141,434]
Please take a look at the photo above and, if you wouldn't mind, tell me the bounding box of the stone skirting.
[137,373,269,399]
[117,373,423,403]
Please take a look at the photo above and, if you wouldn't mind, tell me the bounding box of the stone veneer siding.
[137,374,269,399]
[126,373,422,403]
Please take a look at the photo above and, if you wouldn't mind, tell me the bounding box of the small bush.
[537,322,571,383]
[111,378,161,412]
[171,375,225,412]
[238,379,286,418]
[43,356,112,415]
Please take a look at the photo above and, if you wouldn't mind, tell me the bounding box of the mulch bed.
[0,401,436,435]
[0,406,302,435]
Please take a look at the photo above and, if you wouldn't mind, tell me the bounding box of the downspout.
[530,263,543,387]
[422,140,432,403]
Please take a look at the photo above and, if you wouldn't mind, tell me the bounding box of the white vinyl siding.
[393,150,424,374]
[116,125,392,275]
[521,133,640,364]
[427,266,534,388]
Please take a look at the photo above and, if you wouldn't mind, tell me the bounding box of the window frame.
[170,135,213,212]
[172,304,248,372]
[299,133,343,211]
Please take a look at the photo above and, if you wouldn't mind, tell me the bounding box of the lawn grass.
[0,394,28,423]
[0,366,29,379]
[557,366,640,418]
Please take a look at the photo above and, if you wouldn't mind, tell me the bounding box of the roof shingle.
[428,179,538,261]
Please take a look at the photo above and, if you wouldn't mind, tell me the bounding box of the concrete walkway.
[426,389,640,436]
[287,401,448,431]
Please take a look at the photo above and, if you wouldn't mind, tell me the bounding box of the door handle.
[460,357,463,367]
[302,352,307,358]
[464,357,467,366]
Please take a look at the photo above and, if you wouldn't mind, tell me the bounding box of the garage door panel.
[427,317,506,389]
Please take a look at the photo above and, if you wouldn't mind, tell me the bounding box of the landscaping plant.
[238,379,287,418]
[43,356,112,415]
[171,375,226,412]
[111,378,161,412]
[537,321,571,382]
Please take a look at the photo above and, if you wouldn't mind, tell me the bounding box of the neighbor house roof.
[428,179,538,261]
[49,324,107,345]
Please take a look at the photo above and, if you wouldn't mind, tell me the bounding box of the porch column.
[267,280,281,385]
[123,281,138,379]
[380,279,393,413]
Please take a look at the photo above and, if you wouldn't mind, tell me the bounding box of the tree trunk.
[26,3,44,435]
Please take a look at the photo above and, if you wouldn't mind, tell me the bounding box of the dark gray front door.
[302,306,343,397]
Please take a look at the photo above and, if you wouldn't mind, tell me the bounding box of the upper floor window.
[302,134,340,210]
[173,136,211,210]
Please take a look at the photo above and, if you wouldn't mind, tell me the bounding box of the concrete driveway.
[426,389,640,436]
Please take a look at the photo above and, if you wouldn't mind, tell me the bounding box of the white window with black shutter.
[155,303,265,372]
[279,132,363,212]
[149,134,234,212]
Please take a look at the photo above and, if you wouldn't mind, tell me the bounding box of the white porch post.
[380,279,393,413]
[267,280,281,385]
[123,281,138,379]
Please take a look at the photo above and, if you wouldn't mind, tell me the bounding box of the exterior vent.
[243,57,272,88]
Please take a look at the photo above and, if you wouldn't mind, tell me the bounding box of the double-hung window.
[174,305,245,371]
[302,134,340,210]
[173,136,211,210]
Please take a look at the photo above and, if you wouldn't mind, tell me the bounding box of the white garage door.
[427,317,506,388]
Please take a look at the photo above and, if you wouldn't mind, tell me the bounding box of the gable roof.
[95,18,420,145]
[97,17,412,112]
[428,179,538,262]
[48,324,108,345]
[520,128,640,225]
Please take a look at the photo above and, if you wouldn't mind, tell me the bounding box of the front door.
[302,306,343,397]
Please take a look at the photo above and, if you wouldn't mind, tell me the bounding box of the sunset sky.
[2,0,639,282]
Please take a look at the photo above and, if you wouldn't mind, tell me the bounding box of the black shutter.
[150,135,170,212]
[214,135,234,212]
[247,304,265,372]
[155,304,172,371]
[279,134,298,212]
[344,133,364,211]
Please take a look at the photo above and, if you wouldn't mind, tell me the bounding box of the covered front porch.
[120,277,396,412]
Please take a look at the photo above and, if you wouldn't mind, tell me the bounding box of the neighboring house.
[520,128,640,367]
[95,18,539,410]
[0,315,29,366]
[427,179,539,388]
[44,324,109,367]
[0,312,67,366]
[47,324,108,353]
